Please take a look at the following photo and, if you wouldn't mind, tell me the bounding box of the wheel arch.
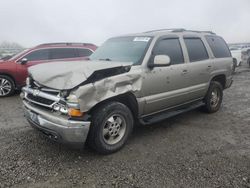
[210,74,226,89]
[88,92,139,120]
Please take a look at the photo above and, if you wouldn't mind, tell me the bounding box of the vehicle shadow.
[20,108,204,158]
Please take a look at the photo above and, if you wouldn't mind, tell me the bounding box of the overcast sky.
[0,0,249,47]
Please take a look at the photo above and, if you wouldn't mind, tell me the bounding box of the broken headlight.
[52,103,68,114]
[67,94,79,103]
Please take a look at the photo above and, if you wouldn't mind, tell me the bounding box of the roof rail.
[184,30,216,34]
[144,29,216,35]
[37,42,95,47]
[144,28,186,33]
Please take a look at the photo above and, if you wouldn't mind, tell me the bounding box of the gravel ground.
[0,64,250,188]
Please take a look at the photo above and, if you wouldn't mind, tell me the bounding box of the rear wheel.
[87,102,134,154]
[203,81,223,113]
[0,75,15,97]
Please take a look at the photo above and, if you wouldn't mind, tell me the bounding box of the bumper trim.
[23,100,90,144]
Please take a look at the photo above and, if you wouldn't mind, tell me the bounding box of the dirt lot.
[0,64,250,188]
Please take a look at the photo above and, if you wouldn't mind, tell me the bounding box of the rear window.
[205,36,231,58]
[77,48,93,57]
[49,48,77,59]
[184,38,209,62]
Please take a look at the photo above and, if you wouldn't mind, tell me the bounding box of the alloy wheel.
[102,114,127,145]
[0,78,12,96]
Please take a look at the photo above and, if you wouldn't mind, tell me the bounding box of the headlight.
[52,103,68,114]
[67,94,79,103]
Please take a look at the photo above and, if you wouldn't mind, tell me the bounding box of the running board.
[139,102,204,125]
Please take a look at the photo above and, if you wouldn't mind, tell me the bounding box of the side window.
[184,38,209,62]
[205,36,231,58]
[153,38,184,65]
[50,48,77,59]
[23,49,49,61]
[77,48,93,57]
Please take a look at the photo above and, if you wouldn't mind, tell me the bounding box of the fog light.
[68,108,83,117]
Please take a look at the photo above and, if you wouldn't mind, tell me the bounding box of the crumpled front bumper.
[23,100,90,145]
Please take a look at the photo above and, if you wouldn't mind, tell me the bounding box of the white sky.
[0,0,249,47]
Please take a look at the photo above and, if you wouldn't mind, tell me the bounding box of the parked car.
[0,43,97,97]
[230,46,243,67]
[229,44,250,67]
[21,29,233,154]
[241,48,250,67]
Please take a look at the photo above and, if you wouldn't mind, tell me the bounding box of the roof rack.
[144,28,186,33]
[183,30,216,34]
[37,42,95,47]
[144,28,216,35]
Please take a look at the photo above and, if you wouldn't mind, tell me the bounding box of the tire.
[0,75,15,97]
[87,102,134,154]
[203,81,223,113]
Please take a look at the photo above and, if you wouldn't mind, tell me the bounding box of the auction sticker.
[133,37,151,42]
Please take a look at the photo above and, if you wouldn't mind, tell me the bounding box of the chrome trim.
[24,93,57,108]
[22,87,61,103]
[23,101,91,144]
[22,86,80,109]
[15,47,94,64]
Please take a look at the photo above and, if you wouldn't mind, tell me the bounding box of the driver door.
[142,37,190,115]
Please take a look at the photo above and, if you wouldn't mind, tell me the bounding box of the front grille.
[24,81,60,109]
[27,93,54,105]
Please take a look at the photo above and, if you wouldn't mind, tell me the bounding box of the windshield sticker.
[133,37,151,42]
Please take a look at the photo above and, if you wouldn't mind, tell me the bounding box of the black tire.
[0,75,15,97]
[87,102,134,154]
[203,81,223,113]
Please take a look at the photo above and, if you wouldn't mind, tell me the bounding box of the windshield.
[9,49,30,61]
[89,36,152,64]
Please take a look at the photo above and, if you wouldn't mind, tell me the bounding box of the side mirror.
[20,58,28,65]
[148,55,171,68]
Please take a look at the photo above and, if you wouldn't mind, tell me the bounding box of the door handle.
[207,65,212,68]
[182,69,188,74]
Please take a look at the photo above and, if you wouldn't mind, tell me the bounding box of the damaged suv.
[21,29,233,154]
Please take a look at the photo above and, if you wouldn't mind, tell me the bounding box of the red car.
[0,43,97,97]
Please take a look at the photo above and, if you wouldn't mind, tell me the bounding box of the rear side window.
[205,36,231,58]
[184,38,209,62]
[77,48,93,57]
[50,48,77,59]
[153,38,184,65]
[23,49,50,61]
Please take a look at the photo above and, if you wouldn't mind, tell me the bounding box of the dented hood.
[28,60,132,90]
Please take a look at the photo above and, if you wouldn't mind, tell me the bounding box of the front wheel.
[87,102,134,154]
[203,81,223,113]
[0,75,15,97]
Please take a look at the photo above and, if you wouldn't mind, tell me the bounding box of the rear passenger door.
[49,48,78,61]
[183,37,212,100]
